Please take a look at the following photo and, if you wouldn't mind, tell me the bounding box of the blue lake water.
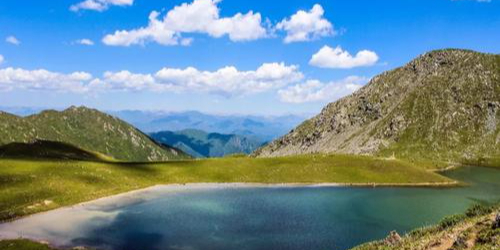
[1,166,499,250]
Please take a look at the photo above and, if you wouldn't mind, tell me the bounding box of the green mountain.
[255,49,500,162]
[150,129,265,158]
[0,106,189,161]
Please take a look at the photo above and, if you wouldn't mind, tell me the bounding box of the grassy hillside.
[0,155,452,222]
[0,140,110,161]
[150,129,265,158]
[255,49,500,164]
[0,106,189,162]
[351,203,500,250]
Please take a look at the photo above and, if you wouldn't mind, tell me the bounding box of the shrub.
[465,204,492,218]
[438,214,466,230]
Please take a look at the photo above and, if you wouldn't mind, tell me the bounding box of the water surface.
[1,166,499,250]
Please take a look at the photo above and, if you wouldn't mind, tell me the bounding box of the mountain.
[255,49,500,162]
[0,106,189,161]
[110,110,307,141]
[0,140,109,161]
[150,129,265,158]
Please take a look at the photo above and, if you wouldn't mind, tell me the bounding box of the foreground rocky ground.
[351,204,500,250]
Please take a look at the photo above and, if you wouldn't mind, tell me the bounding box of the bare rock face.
[255,49,500,162]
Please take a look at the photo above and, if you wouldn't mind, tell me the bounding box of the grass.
[0,154,453,222]
[462,157,500,169]
[350,203,500,250]
[0,240,57,250]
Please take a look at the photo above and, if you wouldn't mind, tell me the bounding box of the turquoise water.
[2,167,500,250]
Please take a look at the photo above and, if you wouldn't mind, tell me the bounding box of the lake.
[1,166,499,250]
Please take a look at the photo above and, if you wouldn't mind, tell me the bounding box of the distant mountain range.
[110,110,308,141]
[150,129,265,158]
[255,49,500,162]
[0,106,189,161]
[0,108,308,142]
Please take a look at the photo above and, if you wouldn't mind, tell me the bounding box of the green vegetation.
[256,49,500,166]
[351,203,500,250]
[462,157,500,168]
[0,240,57,250]
[0,140,112,162]
[150,129,264,158]
[0,154,452,222]
[0,106,190,161]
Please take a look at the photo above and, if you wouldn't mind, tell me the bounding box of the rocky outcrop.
[384,231,402,246]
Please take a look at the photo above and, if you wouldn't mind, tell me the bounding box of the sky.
[0,0,499,115]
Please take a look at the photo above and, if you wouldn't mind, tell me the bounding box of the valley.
[0,49,498,250]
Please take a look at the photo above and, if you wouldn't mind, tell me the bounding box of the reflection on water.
[0,167,499,250]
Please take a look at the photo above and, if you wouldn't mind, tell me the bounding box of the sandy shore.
[19,181,461,213]
[2,181,461,222]
[0,180,461,249]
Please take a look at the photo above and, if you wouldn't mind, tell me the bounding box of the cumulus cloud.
[0,67,94,93]
[102,62,303,96]
[276,4,334,43]
[0,62,302,96]
[70,0,133,12]
[102,0,268,46]
[75,39,95,46]
[278,76,367,103]
[6,36,20,45]
[309,45,379,69]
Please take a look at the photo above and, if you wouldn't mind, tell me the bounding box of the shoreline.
[0,180,461,250]
[0,181,460,223]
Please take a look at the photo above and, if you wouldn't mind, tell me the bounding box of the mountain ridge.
[255,49,500,162]
[0,106,189,161]
[150,129,265,158]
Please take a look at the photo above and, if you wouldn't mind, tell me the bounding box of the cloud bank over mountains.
[0,62,366,103]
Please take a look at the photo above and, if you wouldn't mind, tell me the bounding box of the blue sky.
[0,0,499,115]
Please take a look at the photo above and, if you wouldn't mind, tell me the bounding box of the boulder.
[493,213,500,229]
[384,230,402,246]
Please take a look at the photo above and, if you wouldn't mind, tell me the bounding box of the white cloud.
[104,62,303,96]
[6,36,20,45]
[0,67,94,93]
[278,76,367,103]
[102,0,268,46]
[0,55,4,64]
[75,39,95,46]
[276,4,334,43]
[0,62,302,96]
[309,45,379,69]
[70,0,133,12]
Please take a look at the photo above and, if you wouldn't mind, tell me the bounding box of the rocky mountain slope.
[150,129,265,158]
[255,49,500,162]
[0,106,188,161]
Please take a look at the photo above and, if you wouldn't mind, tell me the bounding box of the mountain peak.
[255,49,500,162]
[0,107,190,161]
